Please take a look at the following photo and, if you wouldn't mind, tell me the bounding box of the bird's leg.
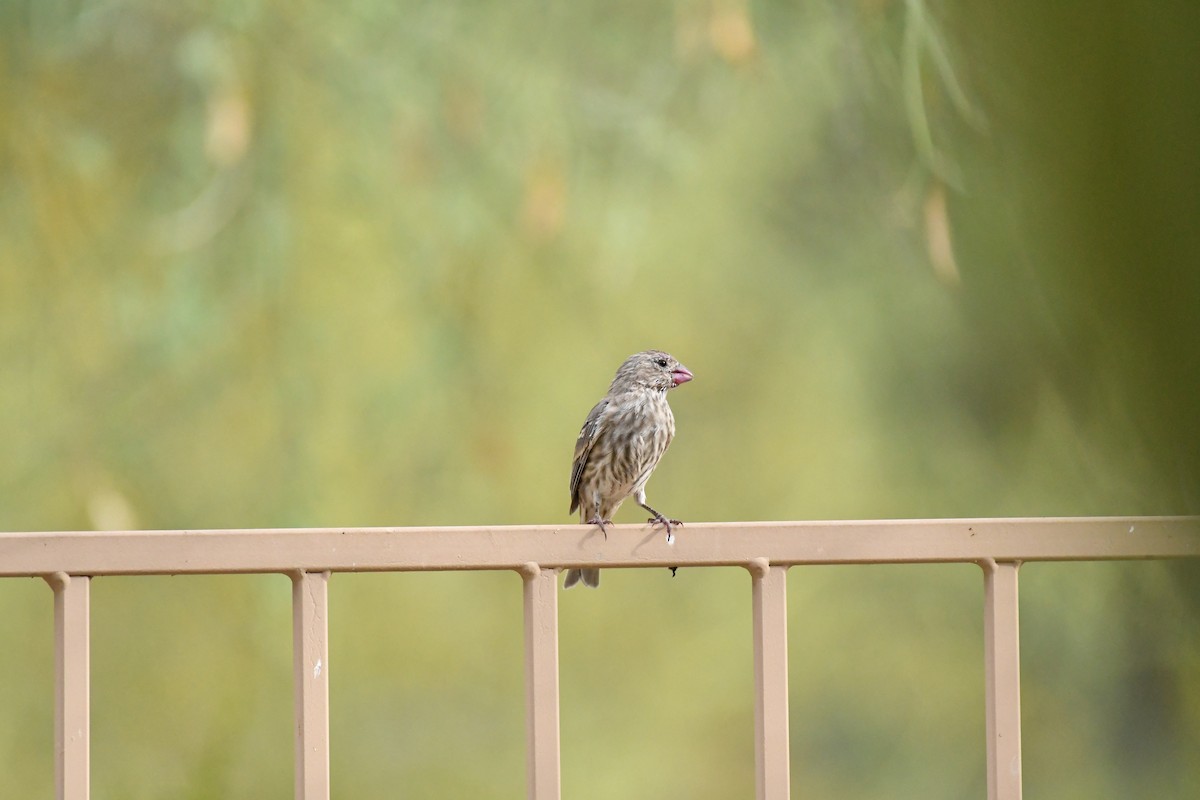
[584,516,611,540]
[639,501,683,543]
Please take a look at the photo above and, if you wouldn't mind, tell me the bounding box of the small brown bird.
[565,350,693,589]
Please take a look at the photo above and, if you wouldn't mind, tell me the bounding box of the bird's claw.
[647,515,683,529]
[585,517,612,539]
[647,514,682,544]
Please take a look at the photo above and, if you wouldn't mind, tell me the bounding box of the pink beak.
[671,365,694,387]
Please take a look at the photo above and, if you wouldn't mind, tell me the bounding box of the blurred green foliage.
[2,0,1198,797]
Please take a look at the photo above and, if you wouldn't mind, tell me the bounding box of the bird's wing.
[569,398,610,513]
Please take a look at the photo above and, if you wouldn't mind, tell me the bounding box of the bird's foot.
[647,514,682,544]
[585,516,612,539]
[669,566,678,578]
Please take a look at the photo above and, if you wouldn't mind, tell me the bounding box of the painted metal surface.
[6,516,1197,800]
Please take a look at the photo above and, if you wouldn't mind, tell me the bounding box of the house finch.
[564,350,693,589]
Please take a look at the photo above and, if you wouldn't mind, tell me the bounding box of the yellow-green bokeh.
[2,1,1197,797]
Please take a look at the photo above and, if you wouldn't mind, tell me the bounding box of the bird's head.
[610,350,694,393]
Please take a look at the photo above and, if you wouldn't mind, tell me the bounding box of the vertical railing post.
[982,559,1022,800]
[291,570,331,800]
[520,564,561,800]
[45,572,90,800]
[749,559,790,800]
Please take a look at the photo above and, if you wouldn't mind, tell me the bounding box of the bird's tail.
[564,568,600,589]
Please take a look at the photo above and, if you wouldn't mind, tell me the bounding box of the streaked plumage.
[565,350,693,589]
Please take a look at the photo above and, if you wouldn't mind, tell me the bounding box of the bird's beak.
[671,365,694,387]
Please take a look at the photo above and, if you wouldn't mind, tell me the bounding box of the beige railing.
[3,517,1199,800]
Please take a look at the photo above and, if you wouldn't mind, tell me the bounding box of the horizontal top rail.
[2,517,1198,577]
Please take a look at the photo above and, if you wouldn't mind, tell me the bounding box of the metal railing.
[3,516,1199,800]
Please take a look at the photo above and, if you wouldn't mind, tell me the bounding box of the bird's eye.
[655,357,668,367]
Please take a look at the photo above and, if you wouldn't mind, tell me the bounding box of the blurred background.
[2,0,1198,797]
